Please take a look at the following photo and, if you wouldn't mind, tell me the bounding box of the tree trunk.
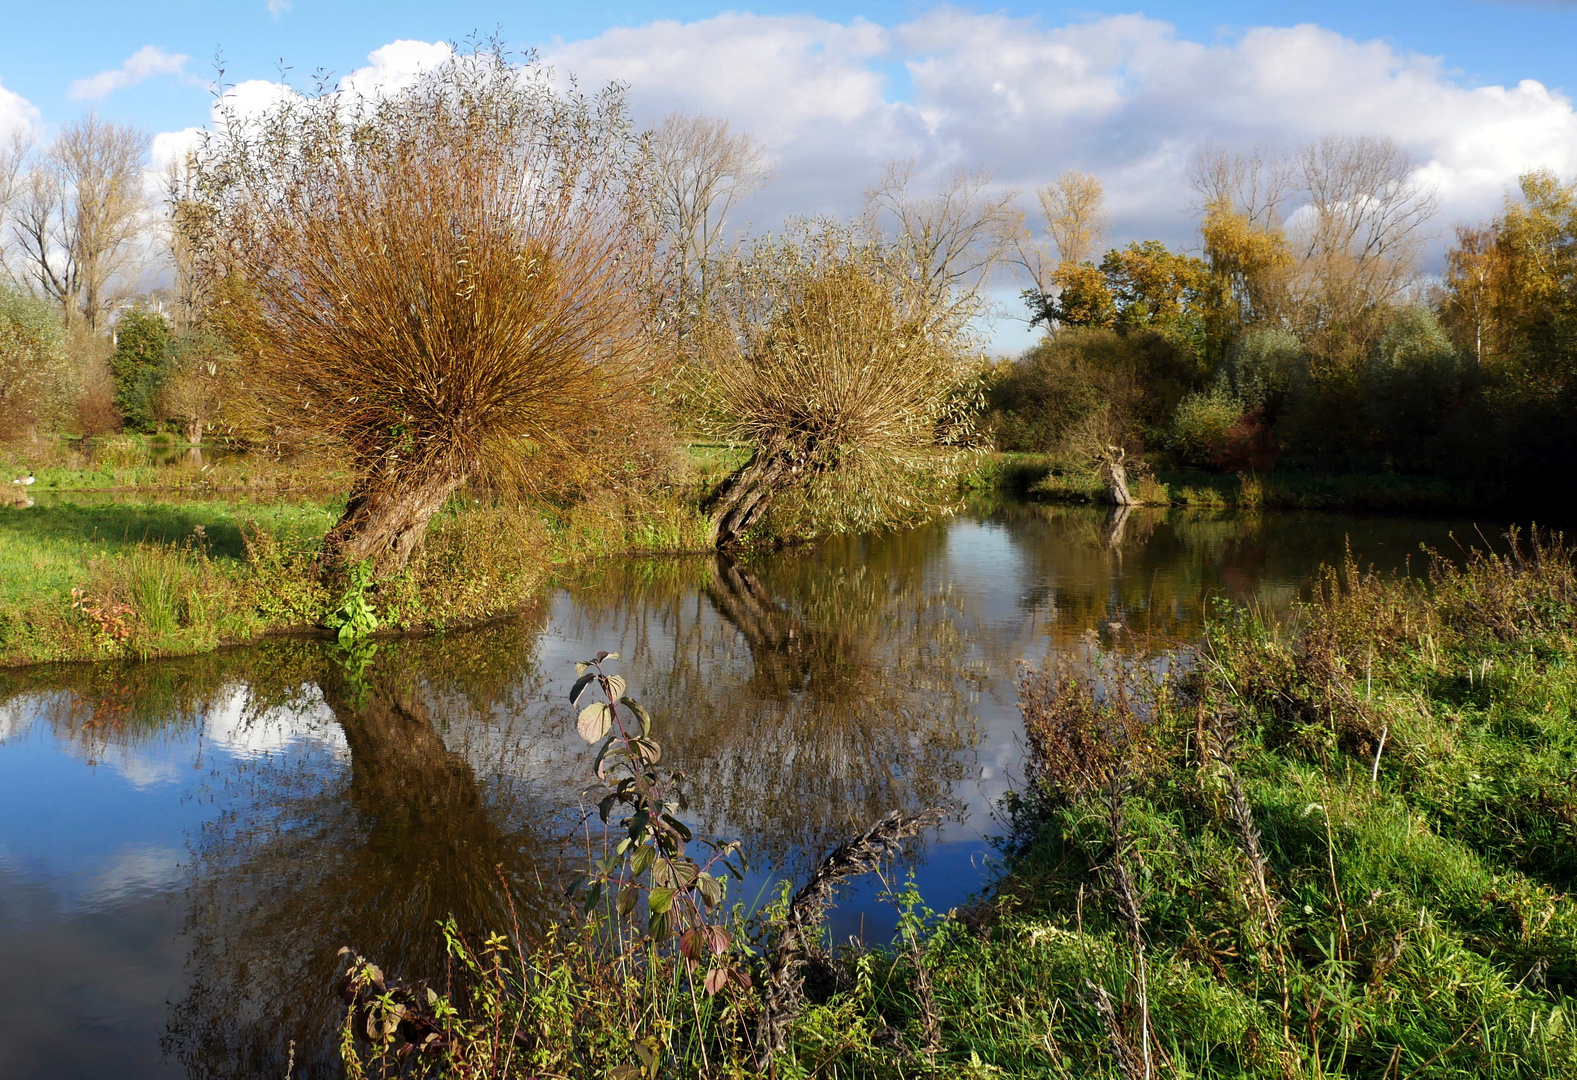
[321,468,465,573]
[183,417,203,444]
[1105,460,1137,507]
[319,669,487,835]
[1104,504,1133,550]
[704,449,792,548]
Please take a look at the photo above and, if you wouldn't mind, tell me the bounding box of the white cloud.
[338,39,455,100]
[150,126,203,174]
[545,15,913,219]
[68,45,193,102]
[217,76,299,121]
[0,77,42,141]
[541,11,1577,249]
[268,0,291,16]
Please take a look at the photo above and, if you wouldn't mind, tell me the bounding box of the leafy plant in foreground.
[325,560,380,646]
[566,649,750,993]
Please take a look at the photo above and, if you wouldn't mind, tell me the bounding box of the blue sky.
[2,2,1573,137]
[3,2,1575,351]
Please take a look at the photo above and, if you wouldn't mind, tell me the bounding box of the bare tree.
[1294,135,1437,277]
[1039,169,1109,268]
[864,160,1019,336]
[188,48,657,572]
[1190,137,1437,362]
[1188,145,1293,230]
[1288,135,1438,362]
[162,156,207,331]
[650,111,770,324]
[0,129,30,256]
[12,114,151,329]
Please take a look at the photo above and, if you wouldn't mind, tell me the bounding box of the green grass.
[0,468,717,667]
[805,536,1577,1078]
[2,435,351,493]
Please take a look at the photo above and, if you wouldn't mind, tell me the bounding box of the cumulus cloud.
[0,77,41,141]
[338,39,455,100]
[146,43,454,190]
[545,14,915,219]
[68,45,193,102]
[540,10,1577,249]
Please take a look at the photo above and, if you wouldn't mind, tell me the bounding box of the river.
[0,500,1496,1079]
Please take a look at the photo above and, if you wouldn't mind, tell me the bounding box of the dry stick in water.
[756,807,944,1062]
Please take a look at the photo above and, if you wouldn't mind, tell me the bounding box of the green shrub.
[1168,388,1243,467]
[1220,326,1305,417]
[1364,305,1477,471]
[110,307,173,433]
[0,285,78,440]
[988,327,1201,453]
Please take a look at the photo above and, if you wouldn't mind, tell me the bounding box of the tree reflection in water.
[0,614,563,1080]
[561,528,988,877]
[0,501,1484,1078]
[159,620,565,1079]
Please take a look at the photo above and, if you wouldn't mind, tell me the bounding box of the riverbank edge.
[972,452,1488,516]
[0,488,725,669]
[0,450,1501,670]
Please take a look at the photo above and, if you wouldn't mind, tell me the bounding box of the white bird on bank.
[10,473,34,486]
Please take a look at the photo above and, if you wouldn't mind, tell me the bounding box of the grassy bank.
[338,533,1577,1077]
[0,438,976,668]
[0,484,712,668]
[833,536,1577,1076]
[2,433,353,494]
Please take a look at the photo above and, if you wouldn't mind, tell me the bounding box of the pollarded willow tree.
[692,223,984,547]
[185,46,657,572]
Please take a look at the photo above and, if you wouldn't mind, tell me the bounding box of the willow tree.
[186,48,656,571]
[692,224,981,547]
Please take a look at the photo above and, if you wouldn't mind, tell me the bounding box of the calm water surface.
[0,501,1495,1079]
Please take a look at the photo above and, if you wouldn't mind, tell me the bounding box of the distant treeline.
[988,153,1577,513]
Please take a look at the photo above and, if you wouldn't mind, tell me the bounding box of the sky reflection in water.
[0,502,1492,1079]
